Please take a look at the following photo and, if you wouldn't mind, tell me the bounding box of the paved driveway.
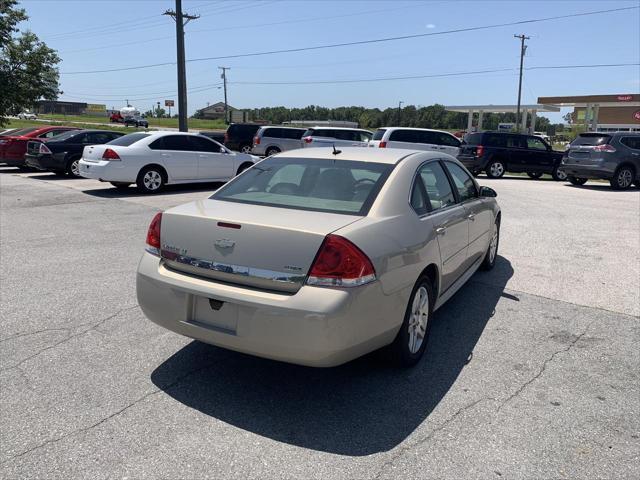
[1,168,638,479]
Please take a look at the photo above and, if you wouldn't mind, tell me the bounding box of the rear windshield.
[4,127,39,136]
[212,157,394,215]
[373,129,386,141]
[107,133,150,146]
[48,130,81,142]
[463,133,483,145]
[571,134,612,146]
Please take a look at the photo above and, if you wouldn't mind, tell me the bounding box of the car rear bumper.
[457,155,485,172]
[136,251,405,367]
[559,163,615,179]
[78,159,134,182]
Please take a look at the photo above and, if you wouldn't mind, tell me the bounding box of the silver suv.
[301,127,372,148]
[252,126,306,156]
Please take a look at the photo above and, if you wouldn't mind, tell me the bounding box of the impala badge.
[214,238,235,249]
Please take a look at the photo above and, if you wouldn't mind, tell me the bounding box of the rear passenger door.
[523,136,553,171]
[413,161,469,293]
[282,128,305,151]
[388,130,422,150]
[149,135,198,180]
[504,135,527,171]
[433,132,462,157]
[190,135,234,180]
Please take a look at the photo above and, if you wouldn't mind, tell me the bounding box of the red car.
[110,112,124,123]
[0,126,80,166]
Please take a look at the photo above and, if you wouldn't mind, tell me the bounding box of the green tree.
[0,0,60,126]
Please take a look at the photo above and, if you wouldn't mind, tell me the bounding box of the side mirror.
[479,186,497,198]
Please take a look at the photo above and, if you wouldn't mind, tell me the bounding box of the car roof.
[276,147,441,164]
[308,126,371,132]
[380,127,452,133]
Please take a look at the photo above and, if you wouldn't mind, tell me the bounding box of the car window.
[436,132,461,147]
[506,136,524,148]
[310,129,332,138]
[263,128,281,138]
[373,129,386,141]
[284,129,305,139]
[620,137,640,150]
[483,134,506,147]
[189,135,222,153]
[527,137,548,150]
[418,162,456,211]
[4,127,39,136]
[212,157,393,216]
[410,178,428,216]
[40,130,70,139]
[445,162,477,202]
[153,135,192,151]
[359,131,372,142]
[108,133,151,146]
[333,130,356,141]
[571,134,611,146]
[389,130,418,143]
[463,133,483,145]
[85,132,112,144]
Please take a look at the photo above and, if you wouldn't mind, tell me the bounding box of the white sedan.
[79,131,257,193]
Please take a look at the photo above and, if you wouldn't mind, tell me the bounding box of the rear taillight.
[39,143,51,154]
[145,212,162,255]
[593,144,616,152]
[303,136,313,144]
[379,141,387,148]
[476,145,484,157]
[253,135,260,145]
[307,235,376,287]
[102,148,121,160]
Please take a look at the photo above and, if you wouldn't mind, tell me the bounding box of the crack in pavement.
[495,318,596,413]
[373,396,496,479]
[0,360,217,466]
[0,305,140,373]
[0,327,71,344]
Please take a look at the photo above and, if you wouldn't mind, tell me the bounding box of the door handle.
[467,213,475,221]
[160,153,170,157]
[436,227,446,236]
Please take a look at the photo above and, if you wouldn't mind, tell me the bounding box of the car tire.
[552,167,568,182]
[610,165,635,190]
[240,144,252,154]
[236,162,254,176]
[480,217,500,271]
[65,157,82,178]
[136,166,165,194]
[388,276,434,367]
[265,147,281,157]
[568,176,588,186]
[485,160,506,178]
[110,182,130,191]
[527,172,543,179]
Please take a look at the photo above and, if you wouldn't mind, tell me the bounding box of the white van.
[368,127,461,157]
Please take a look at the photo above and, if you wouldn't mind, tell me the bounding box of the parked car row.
[0,126,83,167]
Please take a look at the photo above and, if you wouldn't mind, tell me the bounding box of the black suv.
[224,123,262,153]
[458,132,565,180]
[560,132,640,190]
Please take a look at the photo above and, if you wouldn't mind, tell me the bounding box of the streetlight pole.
[514,34,529,132]
[219,67,230,124]
[398,101,404,125]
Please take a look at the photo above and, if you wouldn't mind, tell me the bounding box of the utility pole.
[398,101,404,126]
[219,67,230,124]
[164,0,199,132]
[514,34,529,132]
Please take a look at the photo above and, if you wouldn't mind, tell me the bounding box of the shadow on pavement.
[565,183,639,192]
[151,256,514,456]
[83,182,225,198]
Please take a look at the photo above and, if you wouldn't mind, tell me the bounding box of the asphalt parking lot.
[1,167,638,479]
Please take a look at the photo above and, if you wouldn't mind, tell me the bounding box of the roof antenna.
[332,144,342,155]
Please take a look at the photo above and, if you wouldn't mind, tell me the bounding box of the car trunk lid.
[160,199,362,293]
[82,144,112,163]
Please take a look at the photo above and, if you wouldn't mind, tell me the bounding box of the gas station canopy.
[444,104,560,134]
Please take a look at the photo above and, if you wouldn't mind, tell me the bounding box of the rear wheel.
[136,166,165,194]
[527,172,543,179]
[66,157,82,178]
[240,144,252,154]
[610,166,635,190]
[265,147,281,157]
[486,160,506,178]
[236,162,254,176]
[552,167,568,181]
[388,276,434,367]
[481,218,500,270]
[568,176,588,186]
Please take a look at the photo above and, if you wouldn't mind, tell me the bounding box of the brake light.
[593,144,616,152]
[39,143,51,154]
[253,136,260,145]
[379,141,387,148]
[476,145,484,157]
[145,212,162,255]
[303,136,313,144]
[307,235,376,287]
[102,148,121,160]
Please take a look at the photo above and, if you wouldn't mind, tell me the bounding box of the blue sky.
[19,0,640,122]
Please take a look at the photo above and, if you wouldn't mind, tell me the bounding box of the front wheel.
[552,167,568,181]
[527,172,543,179]
[66,157,82,178]
[265,147,281,157]
[486,160,506,178]
[240,144,252,154]
[610,166,635,190]
[136,166,165,194]
[568,176,588,186]
[388,277,434,367]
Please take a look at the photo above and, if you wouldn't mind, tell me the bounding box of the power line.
[59,5,639,75]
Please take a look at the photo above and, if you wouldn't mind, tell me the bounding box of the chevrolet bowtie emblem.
[214,239,235,249]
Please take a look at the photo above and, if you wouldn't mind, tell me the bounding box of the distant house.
[194,102,235,120]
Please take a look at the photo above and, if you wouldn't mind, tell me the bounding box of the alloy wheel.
[143,170,162,191]
[489,227,499,263]
[70,160,80,177]
[490,162,504,177]
[408,286,429,354]
[617,169,633,189]
[241,145,252,153]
